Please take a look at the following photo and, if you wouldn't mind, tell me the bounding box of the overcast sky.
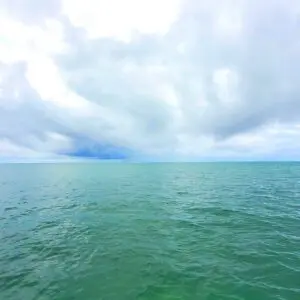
[1,0,300,161]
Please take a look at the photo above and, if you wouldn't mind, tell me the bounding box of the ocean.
[0,162,300,300]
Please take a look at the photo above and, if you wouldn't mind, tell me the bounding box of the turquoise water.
[0,163,300,300]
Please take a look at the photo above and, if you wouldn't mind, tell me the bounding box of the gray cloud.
[1,0,300,160]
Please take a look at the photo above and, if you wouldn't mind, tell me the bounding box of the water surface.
[1,162,300,300]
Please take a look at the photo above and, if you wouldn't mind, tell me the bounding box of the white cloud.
[1,0,300,161]
[62,0,181,41]
[0,14,66,64]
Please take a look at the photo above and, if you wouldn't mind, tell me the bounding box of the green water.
[0,163,300,300]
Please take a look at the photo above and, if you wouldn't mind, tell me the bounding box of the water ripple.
[1,163,300,300]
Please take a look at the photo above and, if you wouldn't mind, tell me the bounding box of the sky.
[1,0,300,161]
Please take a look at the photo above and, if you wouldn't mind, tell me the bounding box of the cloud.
[1,0,300,160]
[0,0,61,24]
[62,0,181,41]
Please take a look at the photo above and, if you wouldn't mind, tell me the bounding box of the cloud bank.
[1,0,300,161]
